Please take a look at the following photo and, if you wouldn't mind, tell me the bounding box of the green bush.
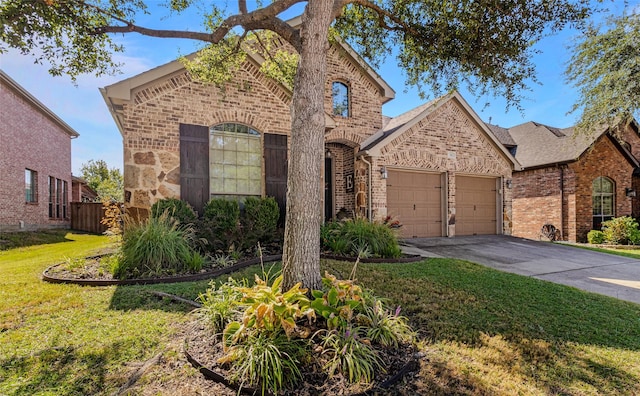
[199,198,241,253]
[203,198,240,229]
[587,230,605,244]
[321,217,402,258]
[113,213,202,279]
[241,196,280,246]
[150,198,197,224]
[602,216,640,245]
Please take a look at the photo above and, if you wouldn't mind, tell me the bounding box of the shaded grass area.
[0,229,74,251]
[1,234,639,395]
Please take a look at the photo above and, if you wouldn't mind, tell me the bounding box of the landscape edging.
[41,255,282,286]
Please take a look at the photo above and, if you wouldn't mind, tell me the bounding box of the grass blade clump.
[113,211,204,279]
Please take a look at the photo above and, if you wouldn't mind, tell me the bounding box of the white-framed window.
[332,81,350,117]
[209,123,262,199]
[25,169,37,203]
[593,176,615,229]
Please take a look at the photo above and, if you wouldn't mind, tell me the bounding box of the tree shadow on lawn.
[0,230,75,251]
[107,262,279,312]
[324,258,640,395]
[1,341,125,395]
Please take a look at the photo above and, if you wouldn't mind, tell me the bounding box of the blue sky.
[1,1,637,174]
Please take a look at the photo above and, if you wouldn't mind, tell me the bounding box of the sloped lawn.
[1,233,639,395]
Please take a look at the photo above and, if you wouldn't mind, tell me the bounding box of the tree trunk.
[281,0,332,291]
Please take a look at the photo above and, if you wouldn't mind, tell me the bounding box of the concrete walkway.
[402,235,640,305]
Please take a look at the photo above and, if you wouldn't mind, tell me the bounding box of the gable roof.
[491,121,639,169]
[101,22,395,135]
[359,91,520,169]
[1,69,79,138]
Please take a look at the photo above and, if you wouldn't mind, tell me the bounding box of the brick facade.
[0,72,76,232]
[512,135,637,242]
[113,44,386,218]
[104,44,515,235]
[362,98,513,236]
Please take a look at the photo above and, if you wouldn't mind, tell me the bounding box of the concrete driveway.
[402,235,640,305]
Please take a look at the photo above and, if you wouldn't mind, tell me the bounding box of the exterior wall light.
[505,179,512,189]
[379,166,388,179]
[626,187,636,197]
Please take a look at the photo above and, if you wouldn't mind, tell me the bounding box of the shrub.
[114,212,201,279]
[241,196,280,245]
[199,198,241,253]
[602,216,640,245]
[150,198,197,224]
[203,198,240,229]
[321,217,402,258]
[587,230,605,244]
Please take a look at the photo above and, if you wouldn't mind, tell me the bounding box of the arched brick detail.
[207,111,269,133]
[325,128,366,147]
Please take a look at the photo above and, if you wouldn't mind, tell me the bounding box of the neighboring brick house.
[71,176,99,202]
[101,32,518,237]
[0,70,79,232]
[488,121,640,242]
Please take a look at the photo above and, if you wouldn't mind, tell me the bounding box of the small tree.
[80,159,124,202]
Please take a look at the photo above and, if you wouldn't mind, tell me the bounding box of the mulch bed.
[183,319,421,395]
[42,254,282,286]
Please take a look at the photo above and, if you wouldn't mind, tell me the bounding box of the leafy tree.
[80,159,123,202]
[566,12,640,136]
[1,0,598,289]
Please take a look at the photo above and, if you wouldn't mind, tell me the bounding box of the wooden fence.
[70,202,108,234]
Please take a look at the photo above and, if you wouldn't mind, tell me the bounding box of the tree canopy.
[80,159,123,202]
[0,0,600,289]
[566,11,640,135]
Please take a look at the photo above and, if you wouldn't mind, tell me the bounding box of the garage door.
[387,170,443,238]
[456,176,497,236]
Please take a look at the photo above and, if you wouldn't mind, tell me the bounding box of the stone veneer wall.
[367,100,513,236]
[120,44,385,216]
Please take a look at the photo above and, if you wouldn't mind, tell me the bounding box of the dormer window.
[332,81,350,117]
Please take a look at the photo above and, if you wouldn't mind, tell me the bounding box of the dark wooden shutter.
[180,123,209,216]
[264,133,288,222]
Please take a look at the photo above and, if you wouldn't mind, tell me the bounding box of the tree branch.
[341,0,420,36]
[90,0,303,50]
[239,0,248,14]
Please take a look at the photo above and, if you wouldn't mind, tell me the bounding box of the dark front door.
[325,157,333,221]
[264,133,288,223]
[179,123,209,216]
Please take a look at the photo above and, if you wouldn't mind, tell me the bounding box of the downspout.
[360,156,373,221]
[559,165,564,240]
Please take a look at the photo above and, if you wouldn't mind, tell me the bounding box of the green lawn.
[569,243,640,260]
[1,233,639,395]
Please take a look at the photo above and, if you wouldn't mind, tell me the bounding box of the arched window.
[592,176,615,230]
[209,123,262,199]
[332,81,350,117]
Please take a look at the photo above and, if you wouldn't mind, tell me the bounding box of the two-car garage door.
[387,170,498,238]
